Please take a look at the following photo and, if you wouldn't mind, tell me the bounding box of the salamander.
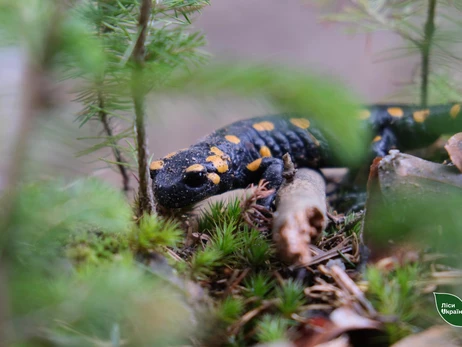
[150,103,462,209]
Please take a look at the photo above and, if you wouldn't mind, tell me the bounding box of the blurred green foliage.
[168,64,369,167]
[5,179,132,267]
[2,179,195,346]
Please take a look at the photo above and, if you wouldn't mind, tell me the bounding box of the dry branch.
[272,155,328,265]
[98,93,131,194]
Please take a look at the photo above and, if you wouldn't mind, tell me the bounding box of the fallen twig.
[273,154,328,265]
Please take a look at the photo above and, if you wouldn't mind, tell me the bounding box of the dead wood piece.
[445,132,462,173]
[365,150,462,239]
[378,150,462,198]
[273,167,327,265]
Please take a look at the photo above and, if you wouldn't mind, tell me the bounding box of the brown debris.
[240,180,274,230]
[327,265,376,317]
[445,132,462,173]
[305,264,376,318]
[273,155,328,265]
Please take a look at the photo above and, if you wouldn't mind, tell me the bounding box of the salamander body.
[150,104,462,208]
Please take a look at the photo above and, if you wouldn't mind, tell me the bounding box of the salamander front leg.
[246,157,284,209]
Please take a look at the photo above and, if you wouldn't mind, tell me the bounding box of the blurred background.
[0,0,417,191]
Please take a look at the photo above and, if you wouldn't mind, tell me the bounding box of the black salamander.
[150,104,462,209]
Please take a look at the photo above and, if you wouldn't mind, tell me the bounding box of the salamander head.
[150,145,230,208]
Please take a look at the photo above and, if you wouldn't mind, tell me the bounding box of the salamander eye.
[183,171,208,188]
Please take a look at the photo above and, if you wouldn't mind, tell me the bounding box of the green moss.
[199,199,242,232]
[66,227,130,267]
[365,263,429,343]
[243,273,274,300]
[217,296,245,324]
[237,227,273,268]
[256,315,290,343]
[190,247,224,280]
[132,214,184,252]
[276,279,306,316]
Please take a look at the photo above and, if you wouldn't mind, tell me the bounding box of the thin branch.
[98,91,131,194]
[421,0,437,107]
[132,0,154,217]
[94,3,132,196]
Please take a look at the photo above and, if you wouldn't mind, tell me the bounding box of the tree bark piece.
[378,150,462,194]
[376,150,462,222]
[363,150,462,256]
[273,156,327,265]
[445,132,462,173]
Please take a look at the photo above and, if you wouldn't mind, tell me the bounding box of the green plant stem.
[421,0,437,108]
[132,0,154,217]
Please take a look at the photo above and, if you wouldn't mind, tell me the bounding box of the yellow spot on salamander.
[207,173,220,185]
[150,160,164,171]
[164,151,177,159]
[290,118,310,129]
[185,164,205,172]
[387,107,404,118]
[373,135,382,143]
[252,121,275,131]
[450,104,461,119]
[164,148,187,159]
[259,146,272,157]
[413,109,430,123]
[308,132,320,146]
[358,109,371,120]
[210,146,226,157]
[247,158,262,172]
[206,155,229,173]
[225,135,241,144]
